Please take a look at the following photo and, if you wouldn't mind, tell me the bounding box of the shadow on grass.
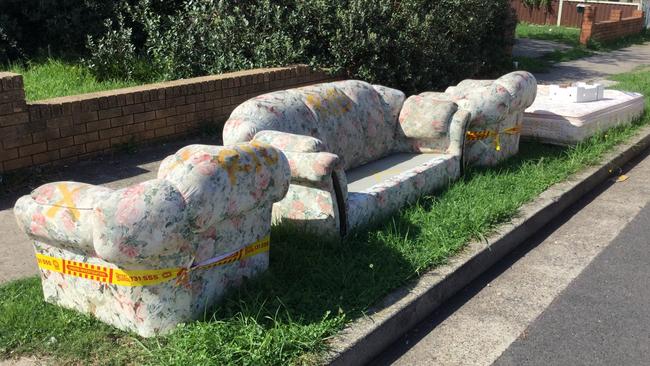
[0,139,625,364]
[209,142,569,328]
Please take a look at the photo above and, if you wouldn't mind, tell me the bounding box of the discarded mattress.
[522,85,644,145]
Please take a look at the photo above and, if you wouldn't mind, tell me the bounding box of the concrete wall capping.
[0,65,336,174]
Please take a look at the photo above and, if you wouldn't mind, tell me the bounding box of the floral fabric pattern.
[443,71,538,167]
[224,80,406,170]
[223,80,467,236]
[348,156,460,231]
[252,130,326,153]
[13,142,291,337]
[396,95,471,157]
[14,182,113,252]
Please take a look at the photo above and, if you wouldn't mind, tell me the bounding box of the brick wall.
[580,6,645,45]
[0,65,335,174]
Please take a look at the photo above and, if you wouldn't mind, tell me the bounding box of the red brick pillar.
[580,6,596,45]
[0,72,30,173]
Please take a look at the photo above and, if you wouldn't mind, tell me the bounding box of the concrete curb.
[325,125,650,366]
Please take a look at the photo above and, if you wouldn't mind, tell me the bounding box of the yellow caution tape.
[36,236,270,287]
[466,126,521,151]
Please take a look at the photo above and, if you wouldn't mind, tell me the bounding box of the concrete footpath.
[373,148,650,365]
[533,42,650,84]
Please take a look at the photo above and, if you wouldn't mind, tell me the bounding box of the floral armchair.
[425,71,538,166]
[13,142,290,337]
[223,80,469,236]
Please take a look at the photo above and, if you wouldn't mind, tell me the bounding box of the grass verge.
[516,23,581,47]
[6,59,140,101]
[1,69,649,365]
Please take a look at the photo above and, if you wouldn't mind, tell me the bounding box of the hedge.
[2,0,516,94]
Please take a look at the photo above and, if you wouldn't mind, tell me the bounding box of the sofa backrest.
[157,143,291,233]
[223,80,405,170]
[444,71,537,126]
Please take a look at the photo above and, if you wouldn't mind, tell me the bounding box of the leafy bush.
[328,0,515,92]
[0,22,23,61]
[0,0,121,62]
[85,15,137,81]
[78,0,514,93]
[131,0,306,80]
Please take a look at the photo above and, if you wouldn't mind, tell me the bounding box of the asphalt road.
[494,202,650,366]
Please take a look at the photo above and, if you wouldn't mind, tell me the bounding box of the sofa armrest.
[158,142,291,232]
[252,130,326,153]
[447,109,471,157]
[395,94,468,157]
[493,71,537,112]
[13,182,113,252]
[251,130,342,184]
[92,179,190,267]
[283,151,343,184]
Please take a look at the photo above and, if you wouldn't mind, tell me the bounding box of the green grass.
[515,23,592,72]
[516,23,582,47]
[6,59,140,101]
[515,47,594,73]
[2,69,650,365]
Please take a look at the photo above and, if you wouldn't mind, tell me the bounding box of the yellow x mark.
[45,183,83,221]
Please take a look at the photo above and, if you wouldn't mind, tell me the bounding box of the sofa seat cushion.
[346,153,460,231]
[14,182,113,251]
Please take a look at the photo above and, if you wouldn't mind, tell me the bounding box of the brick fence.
[511,0,644,28]
[580,6,645,45]
[0,65,335,174]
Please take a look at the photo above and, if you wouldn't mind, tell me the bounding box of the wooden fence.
[511,0,643,27]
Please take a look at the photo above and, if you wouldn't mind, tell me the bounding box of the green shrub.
[86,0,514,93]
[132,0,306,80]
[0,0,121,62]
[87,0,513,93]
[3,0,514,92]
[85,15,137,81]
[328,0,514,92]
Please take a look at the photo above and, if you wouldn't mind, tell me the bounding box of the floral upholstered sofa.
[223,80,472,236]
[13,142,290,337]
[428,71,538,166]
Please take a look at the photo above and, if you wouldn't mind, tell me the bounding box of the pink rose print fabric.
[443,71,538,166]
[13,142,291,337]
[223,79,472,236]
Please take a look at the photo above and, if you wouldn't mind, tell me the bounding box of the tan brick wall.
[580,6,645,45]
[0,65,336,174]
